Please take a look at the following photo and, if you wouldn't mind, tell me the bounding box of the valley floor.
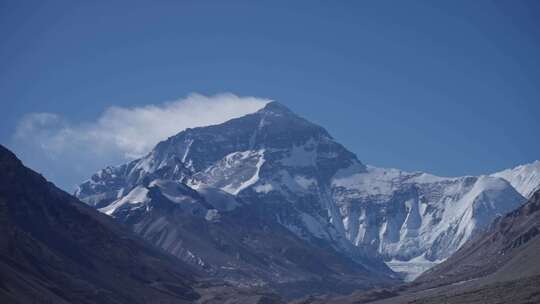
[370,275,540,304]
[291,274,540,304]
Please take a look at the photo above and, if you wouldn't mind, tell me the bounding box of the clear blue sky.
[1,0,539,190]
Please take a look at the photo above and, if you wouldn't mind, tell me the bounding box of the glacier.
[332,165,527,280]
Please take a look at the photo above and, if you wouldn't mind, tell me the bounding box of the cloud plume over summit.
[12,93,269,190]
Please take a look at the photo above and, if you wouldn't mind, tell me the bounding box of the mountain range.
[75,101,540,296]
[1,101,539,303]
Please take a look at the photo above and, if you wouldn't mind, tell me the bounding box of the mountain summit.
[258,101,296,115]
[76,102,390,298]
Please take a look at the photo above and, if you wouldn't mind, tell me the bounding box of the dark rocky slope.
[0,145,249,304]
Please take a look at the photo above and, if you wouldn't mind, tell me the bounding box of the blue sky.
[1,1,539,190]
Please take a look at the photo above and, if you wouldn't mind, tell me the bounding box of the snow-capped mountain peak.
[75,102,538,286]
[257,100,295,116]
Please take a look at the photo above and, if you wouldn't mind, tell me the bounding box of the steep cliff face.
[332,165,525,280]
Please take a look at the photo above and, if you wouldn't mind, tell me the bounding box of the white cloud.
[16,93,269,158]
[12,93,269,190]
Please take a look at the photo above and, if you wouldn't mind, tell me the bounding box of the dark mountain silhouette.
[0,144,203,303]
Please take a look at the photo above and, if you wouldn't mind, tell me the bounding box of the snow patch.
[205,209,220,221]
[99,186,149,215]
[254,183,274,193]
[223,149,265,195]
[193,149,266,195]
[386,255,444,282]
[294,175,317,189]
[181,139,194,162]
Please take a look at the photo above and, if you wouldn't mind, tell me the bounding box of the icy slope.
[332,165,526,280]
[491,160,540,199]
